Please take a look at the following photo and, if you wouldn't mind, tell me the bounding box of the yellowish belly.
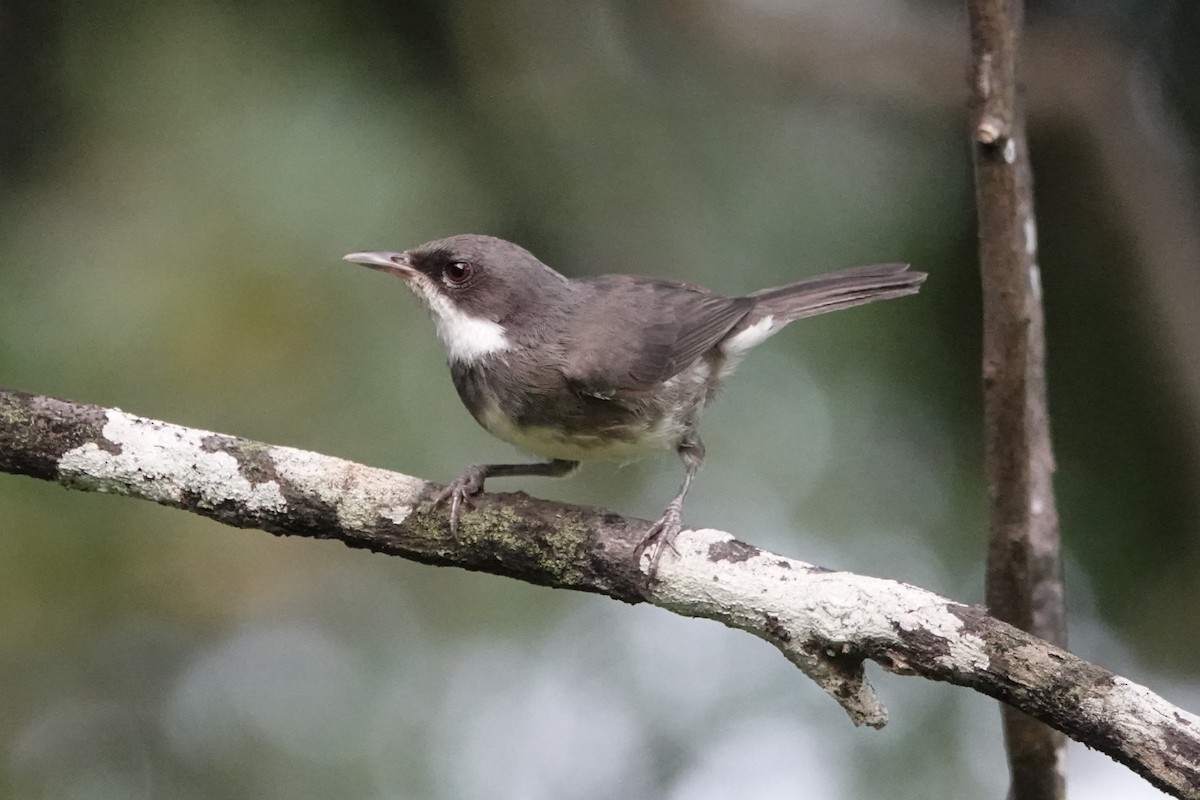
[477,403,683,462]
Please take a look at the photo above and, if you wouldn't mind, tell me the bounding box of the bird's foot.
[435,465,487,535]
[637,503,684,579]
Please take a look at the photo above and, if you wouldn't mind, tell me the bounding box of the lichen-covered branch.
[2,387,1199,797]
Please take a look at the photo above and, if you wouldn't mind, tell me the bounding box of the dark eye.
[444,260,472,285]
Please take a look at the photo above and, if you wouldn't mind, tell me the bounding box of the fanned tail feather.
[718,263,925,357]
[747,262,925,324]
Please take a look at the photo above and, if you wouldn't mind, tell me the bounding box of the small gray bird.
[345,235,925,563]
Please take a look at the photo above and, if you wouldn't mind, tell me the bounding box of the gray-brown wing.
[561,275,753,395]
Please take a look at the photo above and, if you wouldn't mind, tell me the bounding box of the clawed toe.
[637,506,684,577]
[435,465,487,535]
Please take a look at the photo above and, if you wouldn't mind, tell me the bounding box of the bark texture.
[966,0,1067,796]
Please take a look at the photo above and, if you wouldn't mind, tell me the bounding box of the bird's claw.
[435,465,487,535]
[637,504,684,578]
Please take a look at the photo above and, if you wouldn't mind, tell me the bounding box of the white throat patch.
[408,278,510,365]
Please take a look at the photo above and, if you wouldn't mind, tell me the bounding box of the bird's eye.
[444,261,472,285]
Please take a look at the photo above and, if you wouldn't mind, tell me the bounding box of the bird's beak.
[343,251,416,279]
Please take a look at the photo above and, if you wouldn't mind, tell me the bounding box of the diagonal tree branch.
[1,386,1199,797]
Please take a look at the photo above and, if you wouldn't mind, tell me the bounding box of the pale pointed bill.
[344,251,414,278]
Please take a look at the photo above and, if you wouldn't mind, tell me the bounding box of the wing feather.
[561,276,752,395]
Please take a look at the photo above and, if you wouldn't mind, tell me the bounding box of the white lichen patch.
[58,410,285,512]
[268,445,423,530]
[1084,676,1200,734]
[650,528,991,679]
[1076,676,1200,786]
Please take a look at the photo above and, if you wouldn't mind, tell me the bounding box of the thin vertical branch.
[965,1,1067,799]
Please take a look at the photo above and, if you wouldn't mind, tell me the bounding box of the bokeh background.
[2,1,1199,798]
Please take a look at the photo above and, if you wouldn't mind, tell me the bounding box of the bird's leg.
[436,458,579,534]
[639,437,705,574]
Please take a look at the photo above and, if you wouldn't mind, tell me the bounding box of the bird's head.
[345,234,568,365]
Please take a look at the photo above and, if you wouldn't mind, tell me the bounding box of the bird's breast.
[449,357,711,462]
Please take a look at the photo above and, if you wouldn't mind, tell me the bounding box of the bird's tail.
[718,263,925,357]
[747,262,925,324]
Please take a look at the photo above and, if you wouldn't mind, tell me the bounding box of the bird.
[345,234,925,566]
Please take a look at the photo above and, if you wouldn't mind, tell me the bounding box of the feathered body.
[345,234,925,553]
